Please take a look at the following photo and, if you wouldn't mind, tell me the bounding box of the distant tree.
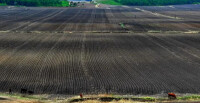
[0,0,69,7]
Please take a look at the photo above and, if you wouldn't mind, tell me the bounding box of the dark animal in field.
[21,89,27,94]
[28,91,34,95]
[80,93,83,98]
[9,89,12,94]
[168,93,176,99]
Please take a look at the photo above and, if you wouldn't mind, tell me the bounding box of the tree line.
[0,0,69,7]
[102,0,200,5]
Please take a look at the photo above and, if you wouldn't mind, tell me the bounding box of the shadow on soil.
[0,97,9,100]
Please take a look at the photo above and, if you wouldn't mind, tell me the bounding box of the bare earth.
[0,4,200,95]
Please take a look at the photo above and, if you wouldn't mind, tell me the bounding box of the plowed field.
[0,4,200,95]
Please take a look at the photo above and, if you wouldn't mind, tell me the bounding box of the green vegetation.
[61,0,69,7]
[119,23,126,29]
[98,0,121,5]
[193,2,200,4]
[1,93,200,102]
[69,2,78,7]
[0,93,44,100]
[98,0,200,6]
[0,3,6,6]
[177,95,200,100]
[0,0,69,7]
[141,97,156,101]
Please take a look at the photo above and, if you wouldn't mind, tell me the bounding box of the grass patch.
[178,95,200,100]
[141,97,156,101]
[98,0,121,5]
[69,95,156,102]
[0,92,44,100]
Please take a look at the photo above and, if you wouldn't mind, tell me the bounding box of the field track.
[0,4,200,95]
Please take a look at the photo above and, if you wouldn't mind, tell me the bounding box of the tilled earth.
[0,4,200,32]
[0,4,200,95]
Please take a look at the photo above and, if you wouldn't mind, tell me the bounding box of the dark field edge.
[1,92,200,103]
[68,95,200,103]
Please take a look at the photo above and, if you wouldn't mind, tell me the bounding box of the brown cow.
[168,93,176,99]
